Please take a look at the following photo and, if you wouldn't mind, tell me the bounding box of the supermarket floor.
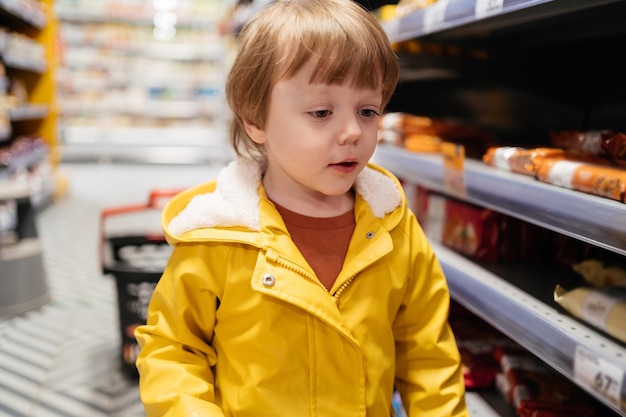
[0,161,508,417]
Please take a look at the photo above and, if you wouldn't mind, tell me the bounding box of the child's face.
[245,59,383,206]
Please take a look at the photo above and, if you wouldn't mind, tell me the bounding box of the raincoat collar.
[166,158,402,237]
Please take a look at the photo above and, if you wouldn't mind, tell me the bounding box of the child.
[135,0,469,416]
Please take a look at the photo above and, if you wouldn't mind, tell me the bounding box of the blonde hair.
[225,0,399,161]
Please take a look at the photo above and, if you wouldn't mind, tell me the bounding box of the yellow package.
[554,285,626,344]
[572,259,626,288]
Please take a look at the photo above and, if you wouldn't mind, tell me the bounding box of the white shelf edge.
[8,104,49,121]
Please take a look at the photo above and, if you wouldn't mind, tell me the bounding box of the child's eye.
[310,110,331,118]
[360,109,380,118]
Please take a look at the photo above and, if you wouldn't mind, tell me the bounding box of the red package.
[498,216,549,262]
[495,347,596,417]
[442,198,501,262]
[449,302,510,389]
[458,341,501,389]
[603,132,626,166]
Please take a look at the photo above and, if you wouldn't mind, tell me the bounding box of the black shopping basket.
[100,189,182,377]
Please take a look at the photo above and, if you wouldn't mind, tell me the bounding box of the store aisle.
[0,162,223,417]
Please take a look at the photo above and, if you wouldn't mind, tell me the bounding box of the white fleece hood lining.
[167,159,401,237]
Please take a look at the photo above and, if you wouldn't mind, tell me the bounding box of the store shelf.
[3,53,47,73]
[55,6,217,29]
[0,142,48,174]
[54,0,230,162]
[7,104,48,121]
[60,126,233,164]
[383,0,623,43]
[1,0,58,204]
[431,240,626,415]
[373,144,626,256]
[0,0,46,29]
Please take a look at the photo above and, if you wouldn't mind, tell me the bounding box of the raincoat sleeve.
[135,243,225,417]
[393,214,469,417]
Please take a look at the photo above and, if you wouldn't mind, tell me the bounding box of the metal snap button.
[262,273,275,287]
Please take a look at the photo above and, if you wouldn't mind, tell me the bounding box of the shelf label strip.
[423,0,449,34]
[574,345,624,412]
[442,142,467,197]
[475,0,504,19]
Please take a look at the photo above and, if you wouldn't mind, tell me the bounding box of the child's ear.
[244,119,267,144]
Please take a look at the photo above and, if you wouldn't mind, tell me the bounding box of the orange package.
[483,146,565,176]
[403,133,442,153]
[378,113,434,146]
[536,159,626,203]
[483,146,612,176]
[380,112,492,157]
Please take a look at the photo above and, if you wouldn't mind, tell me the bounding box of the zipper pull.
[265,249,279,263]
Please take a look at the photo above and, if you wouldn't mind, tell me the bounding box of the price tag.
[475,0,504,18]
[423,0,449,34]
[442,142,466,196]
[574,346,623,410]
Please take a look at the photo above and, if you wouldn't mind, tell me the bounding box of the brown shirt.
[273,202,356,291]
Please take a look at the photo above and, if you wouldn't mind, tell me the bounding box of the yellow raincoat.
[135,159,467,417]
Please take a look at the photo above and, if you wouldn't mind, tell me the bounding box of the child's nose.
[338,116,361,144]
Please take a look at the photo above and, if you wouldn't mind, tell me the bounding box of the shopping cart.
[100,188,182,377]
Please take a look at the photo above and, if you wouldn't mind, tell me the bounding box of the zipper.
[266,249,359,306]
[266,249,328,293]
[332,275,357,307]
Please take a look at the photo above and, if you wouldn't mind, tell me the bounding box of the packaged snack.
[602,132,626,166]
[536,159,626,203]
[458,341,501,389]
[550,130,626,166]
[549,130,610,158]
[494,346,596,417]
[498,216,548,262]
[483,146,565,176]
[572,259,626,288]
[449,302,509,389]
[379,112,491,157]
[544,232,592,266]
[554,285,626,343]
[483,146,610,176]
[403,133,441,153]
[442,198,500,262]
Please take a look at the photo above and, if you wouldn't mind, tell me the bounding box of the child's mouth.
[331,161,358,172]
[335,161,357,167]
